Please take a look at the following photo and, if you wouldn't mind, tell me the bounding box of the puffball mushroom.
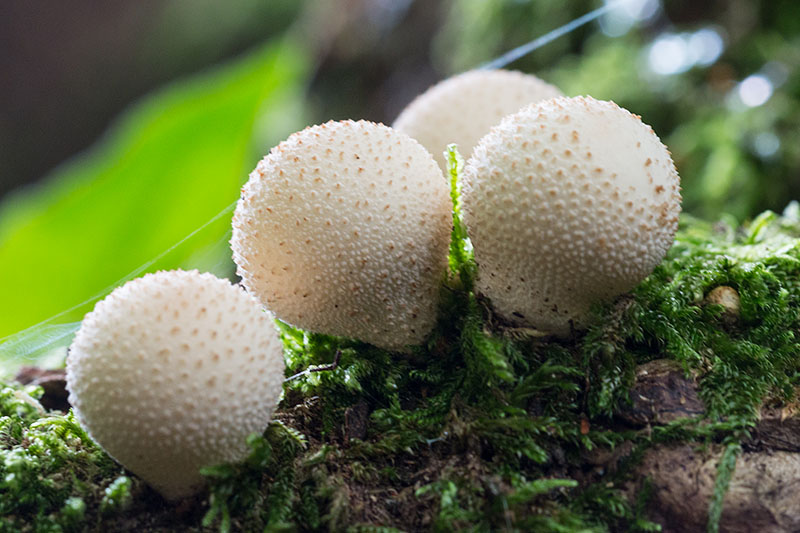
[393,69,563,172]
[461,96,681,335]
[65,270,285,501]
[231,120,452,351]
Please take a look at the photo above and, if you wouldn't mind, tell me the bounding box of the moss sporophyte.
[3,139,800,530]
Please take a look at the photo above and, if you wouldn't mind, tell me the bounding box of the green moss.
[0,385,121,532]
[586,207,800,427]
[2,160,799,531]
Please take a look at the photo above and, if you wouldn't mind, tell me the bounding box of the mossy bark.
[3,205,800,532]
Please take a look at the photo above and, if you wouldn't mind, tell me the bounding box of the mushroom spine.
[461,95,681,335]
[66,269,285,501]
[231,120,452,350]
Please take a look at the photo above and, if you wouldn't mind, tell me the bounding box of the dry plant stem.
[284,349,342,383]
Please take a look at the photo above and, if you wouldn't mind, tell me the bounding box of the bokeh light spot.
[688,28,724,66]
[738,75,773,107]
[648,34,690,75]
[752,132,780,158]
[600,0,660,37]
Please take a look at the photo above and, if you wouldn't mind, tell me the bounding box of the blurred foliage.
[0,39,309,346]
[143,0,302,75]
[0,0,305,199]
[436,0,800,221]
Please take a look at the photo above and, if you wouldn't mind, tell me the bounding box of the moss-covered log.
[3,185,800,531]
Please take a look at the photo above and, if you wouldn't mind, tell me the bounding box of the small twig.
[309,349,342,373]
[284,349,342,382]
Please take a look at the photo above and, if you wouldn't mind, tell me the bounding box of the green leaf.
[0,38,309,362]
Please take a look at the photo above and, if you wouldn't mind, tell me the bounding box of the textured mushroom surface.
[393,69,562,172]
[66,270,285,501]
[461,96,681,335]
[231,120,451,350]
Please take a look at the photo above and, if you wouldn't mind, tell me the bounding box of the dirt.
[616,359,704,426]
[14,366,70,411]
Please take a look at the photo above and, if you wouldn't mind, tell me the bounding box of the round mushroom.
[393,69,563,173]
[461,96,681,335]
[66,270,285,501]
[231,120,452,351]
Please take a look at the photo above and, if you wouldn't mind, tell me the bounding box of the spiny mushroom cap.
[66,270,285,501]
[462,96,681,335]
[393,69,563,173]
[231,120,452,350]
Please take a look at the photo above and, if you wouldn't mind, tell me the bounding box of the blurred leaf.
[0,38,309,348]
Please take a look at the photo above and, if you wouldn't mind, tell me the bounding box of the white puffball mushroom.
[462,96,681,335]
[393,69,563,172]
[231,120,452,351]
[66,269,285,501]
